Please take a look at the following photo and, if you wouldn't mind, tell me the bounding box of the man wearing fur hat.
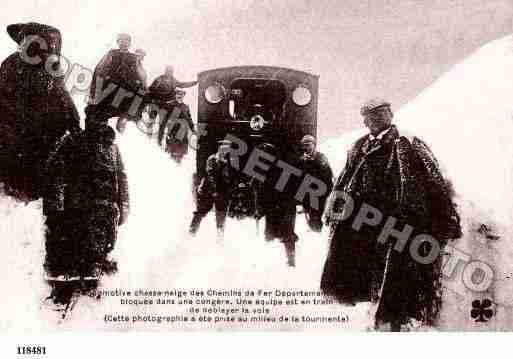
[321,98,461,330]
[0,22,80,200]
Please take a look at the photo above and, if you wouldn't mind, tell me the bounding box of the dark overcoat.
[43,124,129,278]
[89,49,144,118]
[322,125,461,326]
[0,23,80,198]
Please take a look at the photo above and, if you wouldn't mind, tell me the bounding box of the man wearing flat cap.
[189,140,236,240]
[321,98,461,330]
[0,22,80,200]
[298,134,333,232]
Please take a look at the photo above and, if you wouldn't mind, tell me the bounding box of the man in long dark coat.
[43,104,129,303]
[322,99,461,330]
[0,22,80,200]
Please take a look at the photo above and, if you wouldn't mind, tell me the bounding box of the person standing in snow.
[252,143,300,267]
[322,98,461,330]
[43,104,129,303]
[0,22,80,200]
[161,89,195,162]
[189,140,236,240]
[298,135,334,232]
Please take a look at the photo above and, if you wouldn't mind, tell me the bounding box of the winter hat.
[7,22,62,55]
[360,98,391,116]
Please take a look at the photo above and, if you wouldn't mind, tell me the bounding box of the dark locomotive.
[196,66,318,177]
[194,66,319,220]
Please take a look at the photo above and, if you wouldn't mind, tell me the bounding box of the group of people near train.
[0,22,462,330]
[188,97,462,330]
[188,135,334,268]
[88,32,197,162]
[0,24,195,303]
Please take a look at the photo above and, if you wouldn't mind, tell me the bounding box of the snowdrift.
[0,122,373,331]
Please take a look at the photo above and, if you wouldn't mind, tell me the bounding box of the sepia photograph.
[1,1,513,352]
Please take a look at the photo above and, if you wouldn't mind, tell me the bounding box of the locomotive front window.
[229,78,286,122]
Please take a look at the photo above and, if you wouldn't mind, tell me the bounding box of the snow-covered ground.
[0,123,372,331]
[3,33,513,331]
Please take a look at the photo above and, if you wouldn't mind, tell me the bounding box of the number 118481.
[17,346,46,355]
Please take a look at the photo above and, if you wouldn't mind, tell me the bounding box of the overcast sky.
[1,0,512,140]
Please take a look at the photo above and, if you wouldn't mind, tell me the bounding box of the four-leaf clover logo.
[471,299,493,323]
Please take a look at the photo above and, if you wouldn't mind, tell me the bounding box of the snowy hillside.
[321,34,513,330]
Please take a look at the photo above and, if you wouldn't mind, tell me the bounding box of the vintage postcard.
[1,1,513,348]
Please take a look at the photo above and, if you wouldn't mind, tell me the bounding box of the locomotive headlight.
[250,114,265,131]
[292,84,311,106]
[204,83,225,104]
